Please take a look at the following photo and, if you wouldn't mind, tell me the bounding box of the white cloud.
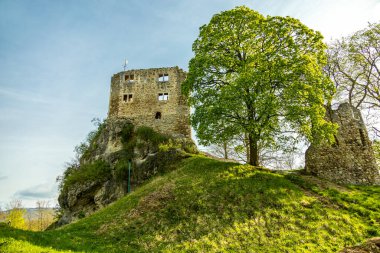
[14,182,58,200]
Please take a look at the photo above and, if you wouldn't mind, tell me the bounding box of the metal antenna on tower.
[123,59,128,71]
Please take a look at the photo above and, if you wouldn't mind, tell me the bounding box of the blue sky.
[0,0,379,208]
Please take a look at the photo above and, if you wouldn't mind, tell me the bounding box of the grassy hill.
[0,155,379,252]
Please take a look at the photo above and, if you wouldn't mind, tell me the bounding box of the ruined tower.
[108,66,191,138]
[305,103,380,185]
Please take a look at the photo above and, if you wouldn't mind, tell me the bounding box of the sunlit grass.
[0,155,379,252]
[0,237,79,253]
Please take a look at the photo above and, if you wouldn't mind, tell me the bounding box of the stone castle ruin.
[57,68,380,226]
[108,66,191,138]
[57,67,193,225]
[305,103,380,185]
[107,66,379,185]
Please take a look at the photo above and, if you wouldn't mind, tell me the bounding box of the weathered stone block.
[305,103,380,185]
[108,66,191,138]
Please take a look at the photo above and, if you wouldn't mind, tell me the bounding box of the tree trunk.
[223,141,228,159]
[244,132,250,163]
[248,133,259,166]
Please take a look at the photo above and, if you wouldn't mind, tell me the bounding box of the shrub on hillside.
[135,126,169,156]
[77,119,106,162]
[60,160,111,191]
[136,126,169,146]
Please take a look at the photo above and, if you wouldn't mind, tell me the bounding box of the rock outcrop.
[340,237,380,253]
[305,103,380,185]
[55,118,196,227]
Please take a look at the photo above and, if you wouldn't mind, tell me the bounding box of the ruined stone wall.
[108,67,190,138]
[305,103,380,185]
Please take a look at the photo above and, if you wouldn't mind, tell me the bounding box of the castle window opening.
[158,74,169,82]
[125,74,135,82]
[158,93,169,101]
[123,94,133,102]
[155,112,162,119]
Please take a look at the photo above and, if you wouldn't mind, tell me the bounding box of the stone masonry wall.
[108,66,190,138]
[305,103,380,185]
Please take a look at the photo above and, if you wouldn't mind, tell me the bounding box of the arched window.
[155,112,162,119]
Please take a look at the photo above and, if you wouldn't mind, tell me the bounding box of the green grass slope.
[0,155,379,252]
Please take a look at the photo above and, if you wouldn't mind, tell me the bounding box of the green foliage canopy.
[183,6,336,165]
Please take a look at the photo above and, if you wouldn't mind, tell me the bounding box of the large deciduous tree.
[326,22,380,109]
[183,6,336,166]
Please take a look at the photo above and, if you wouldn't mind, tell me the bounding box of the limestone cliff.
[55,118,196,227]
